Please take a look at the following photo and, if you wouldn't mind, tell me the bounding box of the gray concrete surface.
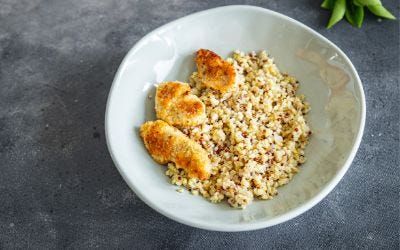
[0,0,398,249]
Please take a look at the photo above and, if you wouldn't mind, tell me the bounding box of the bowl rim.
[105,5,366,232]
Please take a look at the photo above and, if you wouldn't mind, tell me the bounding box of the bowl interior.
[106,6,364,231]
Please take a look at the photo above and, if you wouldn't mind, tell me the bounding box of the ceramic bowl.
[105,5,366,231]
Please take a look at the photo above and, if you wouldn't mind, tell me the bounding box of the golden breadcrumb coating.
[140,120,211,180]
[195,49,236,93]
[155,81,206,127]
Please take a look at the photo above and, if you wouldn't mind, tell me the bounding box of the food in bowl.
[140,120,211,180]
[195,49,237,93]
[155,81,206,127]
[141,49,311,208]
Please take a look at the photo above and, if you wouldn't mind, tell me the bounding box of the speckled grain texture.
[0,0,398,249]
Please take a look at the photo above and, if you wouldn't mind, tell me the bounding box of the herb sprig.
[321,0,396,28]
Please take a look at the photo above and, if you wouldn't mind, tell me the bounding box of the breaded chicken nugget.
[155,81,206,127]
[196,49,236,93]
[140,120,211,180]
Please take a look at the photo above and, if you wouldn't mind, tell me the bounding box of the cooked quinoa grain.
[165,50,311,208]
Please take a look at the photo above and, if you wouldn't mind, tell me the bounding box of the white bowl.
[105,5,365,231]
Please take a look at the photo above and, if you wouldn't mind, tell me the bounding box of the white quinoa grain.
[165,51,311,208]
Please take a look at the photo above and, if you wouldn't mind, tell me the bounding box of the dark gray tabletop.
[0,0,398,249]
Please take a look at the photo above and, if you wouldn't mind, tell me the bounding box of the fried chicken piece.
[140,120,211,180]
[155,81,206,127]
[195,49,236,93]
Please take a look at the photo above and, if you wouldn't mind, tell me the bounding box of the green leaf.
[327,0,346,29]
[321,0,336,9]
[345,1,364,27]
[353,0,381,6]
[367,5,396,19]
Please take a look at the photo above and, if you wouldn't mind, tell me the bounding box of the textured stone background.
[0,0,398,249]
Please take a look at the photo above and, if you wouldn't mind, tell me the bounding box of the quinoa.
[165,50,311,208]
